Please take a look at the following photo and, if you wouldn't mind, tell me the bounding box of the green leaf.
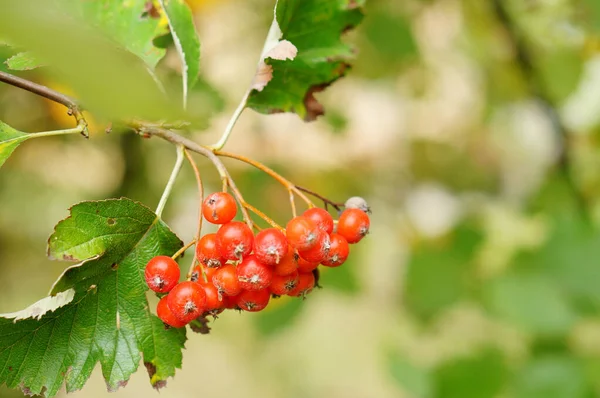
[404,225,483,321]
[0,121,29,169]
[246,0,364,121]
[5,51,42,70]
[388,352,433,398]
[157,0,200,108]
[0,198,185,397]
[433,349,508,398]
[513,356,589,398]
[484,270,577,336]
[0,0,179,121]
[73,0,168,70]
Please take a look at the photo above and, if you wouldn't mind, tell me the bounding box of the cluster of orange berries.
[144,192,370,328]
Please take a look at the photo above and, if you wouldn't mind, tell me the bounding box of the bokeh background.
[2,0,600,397]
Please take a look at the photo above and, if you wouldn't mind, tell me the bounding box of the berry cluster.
[144,192,371,328]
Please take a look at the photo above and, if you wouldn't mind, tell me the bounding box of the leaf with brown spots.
[247,0,365,121]
[0,198,185,397]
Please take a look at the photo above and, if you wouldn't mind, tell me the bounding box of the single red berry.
[269,271,300,296]
[303,207,334,234]
[288,272,315,298]
[337,208,370,244]
[272,248,299,276]
[235,289,271,312]
[298,230,330,264]
[253,228,288,265]
[236,255,273,291]
[321,233,350,267]
[157,296,188,328]
[167,281,206,323]
[212,264,242,296]
[145,255,180,293]
[216,221,254,261]
[202,192,237,224]
[222,293,239,309]
[199,281,224,312]
[286,216,320,251]
[196,233,226,268]
[297,257,319,273]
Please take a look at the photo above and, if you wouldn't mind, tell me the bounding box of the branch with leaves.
[0,0,367,397]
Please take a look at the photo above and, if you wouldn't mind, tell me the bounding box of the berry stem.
[171,238,198,261]
[184,148,204,275]
[294,185,344,212]
[212,150,315,209]
[242,202,282,229]
[289,191,297,218]
[129,123,254,230]
[156,145,185,218]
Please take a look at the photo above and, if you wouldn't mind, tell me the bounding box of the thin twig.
[171,238,198,261]
[156,145,185,217]
[213,150,315,208]
[128,122,253,229]
[184,148,204,277]
[0,70,89,137]
[210,90,250,150]
[243,202,282,229]
[294,185,344,212]
[490,0,590,223]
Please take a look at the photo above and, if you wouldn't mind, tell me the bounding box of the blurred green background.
[3,0,600,397]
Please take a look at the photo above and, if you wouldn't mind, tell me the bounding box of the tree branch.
[0,70,89,137]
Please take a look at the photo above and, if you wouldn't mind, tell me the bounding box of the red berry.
[212,264,242,296]
[298,230,330,264]
[222,294,239,309]
[202,192,237,224]
[196,233,226,268]
[167,281,206,323]
[272,248,299,276]
[216,221,254,261]
[297,257,319,273]
[253,228,288,265]
[235,289,271,312]
[191,265,218,284]
[269,271,299,296]
[145,255,180,293]
[321,233,349,267]
[286,216,320,251]
[236,255,273,291]
[288,272,315,298]
[199,281,224,312]
[337,208,370,244]
[157,296,188,328]
[303,208,334,234]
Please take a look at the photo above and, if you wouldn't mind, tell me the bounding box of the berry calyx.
[216,221,254,261]
[196,233,226,268]
[253,228,288,265]
[269,271,300,296]
[286,216,320,251]
[235,289,271,312]
[144,255,180,293]
[157,296,188,328]
[288,272,315,298]
[212,264,242,297]
[272,248,299,276]
[337,208,370,244]
[202,192,237,224]
[321,233,350,267]
[236,255,273,291]
[303,207,334,234]
[298,230,330,264]
[167,281,206,323]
